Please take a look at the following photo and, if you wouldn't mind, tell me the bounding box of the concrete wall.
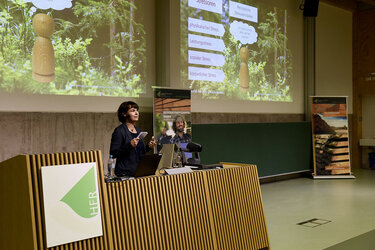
[0,112,152,164]
[0,112,304,163]
[316,2,353,113]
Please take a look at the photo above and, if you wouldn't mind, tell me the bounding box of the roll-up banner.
[153,87,191,149]
[311,96,355,179]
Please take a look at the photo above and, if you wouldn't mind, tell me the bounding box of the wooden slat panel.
[0,155,38,250]
[27,154,42,250]
[205,165,270,250]
[105,172,215,249]
[12,151,268,250]
[22,150,110,250]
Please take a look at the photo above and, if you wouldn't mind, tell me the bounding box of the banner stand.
[152,87,192,153]
[311,96,355,179]
[312,174,355,179]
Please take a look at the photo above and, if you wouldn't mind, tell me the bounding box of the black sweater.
[109,123,150,176]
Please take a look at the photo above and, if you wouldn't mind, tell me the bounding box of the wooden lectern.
[0,151,270,250]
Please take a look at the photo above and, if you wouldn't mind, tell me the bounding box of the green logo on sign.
[60,166,99,218]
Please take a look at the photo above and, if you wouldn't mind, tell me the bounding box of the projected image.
[181,0,292,101]
[0,0,146,96]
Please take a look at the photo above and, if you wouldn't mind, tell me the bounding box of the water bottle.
[107,155,115,179]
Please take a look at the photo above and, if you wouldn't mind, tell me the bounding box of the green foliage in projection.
[0,0,146,96]
[155,113,170,136]
[180,0,292,102]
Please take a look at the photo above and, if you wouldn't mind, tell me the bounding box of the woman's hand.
[148,136,157,148]
[131,138,140,148]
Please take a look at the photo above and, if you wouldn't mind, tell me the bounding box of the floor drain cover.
[297,218,331,228]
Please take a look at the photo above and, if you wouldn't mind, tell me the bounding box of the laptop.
[135,153,162,178]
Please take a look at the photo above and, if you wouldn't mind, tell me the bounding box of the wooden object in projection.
[0,151,269,249]
[239,47,250,92]
[32,13,55,83]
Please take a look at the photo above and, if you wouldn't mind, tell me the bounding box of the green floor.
[261,169,375,250]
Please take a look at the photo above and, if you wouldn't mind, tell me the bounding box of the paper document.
[137,132,148,140]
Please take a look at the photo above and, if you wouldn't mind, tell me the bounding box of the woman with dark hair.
[110,101,157,177]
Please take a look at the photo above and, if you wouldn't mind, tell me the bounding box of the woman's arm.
[145,136,157,152]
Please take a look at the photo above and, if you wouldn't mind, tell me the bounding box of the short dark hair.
[117,101,139,123]
[172,115,185,132]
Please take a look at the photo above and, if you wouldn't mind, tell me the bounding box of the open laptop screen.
[135,154,162,178]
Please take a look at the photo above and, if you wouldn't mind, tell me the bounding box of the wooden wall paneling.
[114,183,122,249]
[232,167,252,248]
[142,178,153,249]
[104,172,229,250]
[197,173,215,250]
[218,169,232,248]
[201,171,218,250]
[352,86,361,168]
[28,154,43,250]
[185,174,198,249]
[188,173,205,249]
[107,183,117,250]
[246,166,269,246]
[321,0,356,12]
[152,177,162,248]
[1,153,269,249]
[128,180,138,249]
[183,174,194,248]
[94,150,112,250]
[175,174,187,247]
[207,165,270,250]
[134,179,145,249]
[1,150,112,250]
[186,174,198,247]
[133,180,143,249]
[152,177,164,250]
[159,176,172,249]
[164,176,178,249]
[123,181,133,249]
[117,183,126,249]
[168,175,182,248]
[155,176,168,248]
[0,155,38,250]
[178,174,192,249]
[160,176,173,249]
[352,9,375,168]
[137,180,147,249]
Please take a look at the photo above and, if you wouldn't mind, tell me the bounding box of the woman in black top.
[110,101,156,177]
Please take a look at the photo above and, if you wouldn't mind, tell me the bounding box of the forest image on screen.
[181,0,292,101]
[0,0,146,97]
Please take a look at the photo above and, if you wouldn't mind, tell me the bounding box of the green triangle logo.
[60,166,99,218]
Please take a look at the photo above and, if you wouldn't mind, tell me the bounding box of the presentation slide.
[181,0,294,102]
[0,0,147,98]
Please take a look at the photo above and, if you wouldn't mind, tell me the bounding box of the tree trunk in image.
[109,1,117,76]
[274,7,278,88]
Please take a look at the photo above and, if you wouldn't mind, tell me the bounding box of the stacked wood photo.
[314,129,350,175]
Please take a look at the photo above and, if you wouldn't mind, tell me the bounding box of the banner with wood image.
[312,97,352,177]
[153,87,191,152]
